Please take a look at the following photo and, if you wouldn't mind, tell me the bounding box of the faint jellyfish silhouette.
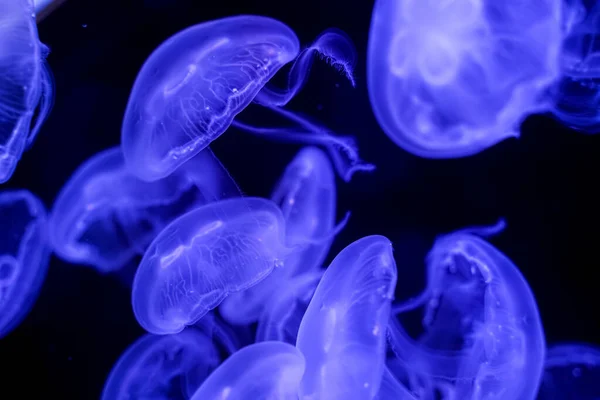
[122,15,372,183]
[0,0,54,183]
[367,0,563,158]
[551,0,600,133]
[0,190,49,338]
[189,341,305,400]
[537,342,600,399]
[296,235,397,400]
[101,328,229,400]
[131,197,293,335]
[49,146,239,274]
[220,146,344,324]
[387,223,545,399]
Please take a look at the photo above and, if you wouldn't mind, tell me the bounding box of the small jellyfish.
[537,342,600,399]
[296,235,398,400]
[220,147,341,325]
[0,0,54,183]
[367,0,563,157]
[122,15,371,182]
[131,197,291,335]
[101,328,228,400]
[189,341,305,400]
[0,190,49,338]
[387,225,545,399]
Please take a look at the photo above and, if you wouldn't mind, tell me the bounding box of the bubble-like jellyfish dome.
[131,196,290,335]
[368,0,563,158]
[0,190,50,338]
[0,0,54,183]
[387,225,545,399]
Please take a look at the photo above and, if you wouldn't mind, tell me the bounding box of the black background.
[1,0,599,398]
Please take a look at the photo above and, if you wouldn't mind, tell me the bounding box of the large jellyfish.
[49,146,239,274]
[386,224,545,399]
[131,197,293,335]
[0,0,54,183]
[0,190,50,338]
[296,235,398,400]
[551,0,600,133]
[537,342,600,399]
[220,146,341,325]
[122,15,372,183]
[368,0,563,158]
[189,341,305,400]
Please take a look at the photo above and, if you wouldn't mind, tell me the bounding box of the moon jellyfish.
[551,0,600,133]
[189,341,305,400]
[0,190,49,338]
[255,271,322,344]
[101,328,226,400]
[387,225,545,399]
[220,146,341,325]
[49,146,239,273]
[296,235,398,400]
[122,15,370,183]
[0,0,54,183]
[131,197,291,335]
[367,0,563,158]
[537,343,600,399]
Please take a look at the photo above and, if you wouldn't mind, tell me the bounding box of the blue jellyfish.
[0,0,54,183]
[101,328,229,400]
[255,270,322,344]
[387,224,545,399]
[0,190,49,338]
[49,146,239,274]
[551,0,600,133]
[189,341,305,400]
[220,146,343,325]
[296,235,398,400]
[122,15,372,183]
[537,342,600,399]
[367,0,563,158]
[131,197,293,335]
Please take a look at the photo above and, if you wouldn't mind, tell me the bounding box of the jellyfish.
[101,328,229,400]
[255,270,322,344]
[551,0,600,133]
[220,146,342,325]
[367,0,563,158]
[0,0,54,183]
[49,146,239,274]
[121,15,372,183]
[387,225,545,399]
[131,196,293,335]
[296,235,398,400]
[189,341,305,400]
[537,342,600,399]
[0,190,50,338]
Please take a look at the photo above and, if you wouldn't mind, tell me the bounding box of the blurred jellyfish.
[189,341,305,400]
[551,0,600,133]
[131,197,293,335]
[0,0,54,183]
[537,342,600,399]
[49,146,239,274]
[368,0,563,158]
[122,15,371,183]
[296,235,397,400]
[255,270,322,344]
[0,190,49,338]
[387,225,545,399]
[220,146,342,325]
[101,328,229,400]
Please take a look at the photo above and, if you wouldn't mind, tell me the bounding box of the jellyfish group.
[1,2,598,399]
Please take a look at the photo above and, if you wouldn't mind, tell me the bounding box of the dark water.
[2,0,599,398]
